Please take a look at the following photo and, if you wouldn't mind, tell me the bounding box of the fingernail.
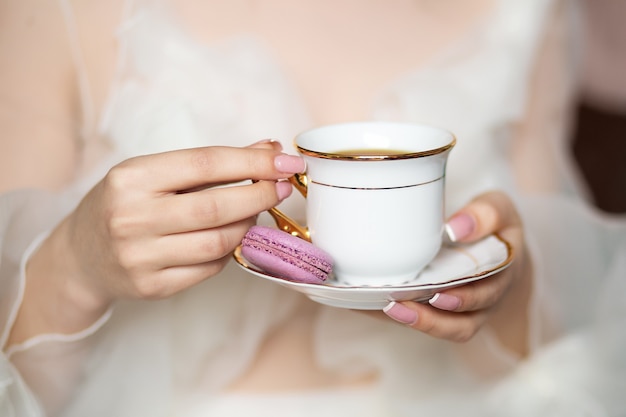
[275,181,293,201]
[429,293,461,311]
[383,301,418,325]
[445,213,475,242]
[274,154,306,174]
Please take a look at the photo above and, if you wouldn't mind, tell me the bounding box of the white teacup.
[270,121,455,286]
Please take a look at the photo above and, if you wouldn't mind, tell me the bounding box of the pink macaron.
[241,225,334,284]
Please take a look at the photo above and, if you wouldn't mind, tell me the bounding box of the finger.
[445,191,522,243]
[123,256,232,300]
[159,257,232,295]
[179,141,286,193]
[110,146,305,193]
[181,139,283,192]
[151,217,255,267]
[427,267,514,313]
[152,180,290,234]
[246,139,283,151]
[383,301,489,343]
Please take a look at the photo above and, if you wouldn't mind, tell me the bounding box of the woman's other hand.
[383,191,532,356]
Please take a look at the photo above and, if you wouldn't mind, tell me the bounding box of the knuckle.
[190,148,220,178]
[115,259,165,300]
[418,307,481,343]
[202,230,234,260]
[471,200,501,233]
[115,242,143,271]
[105,159,143,191]
[451,312,486,343]
[205,258,229,277]
[105,207,149,241]
[455,281,505,313]
[482,274,511,308]
[195,194,221,225]
[485,284,507,307]
[244,148,272,174]
[452,326,478,343]
[459,290,483,312]
[106,211,132,239]
[102,168,145,239]
[416,313,437,334]
[131,276,163,299]
[470,191,522,232]
[254,180,279,207]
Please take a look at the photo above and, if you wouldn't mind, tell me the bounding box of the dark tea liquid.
[332,148,410,157]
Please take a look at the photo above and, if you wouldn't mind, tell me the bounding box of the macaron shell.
[241,244,328,284]
[244,226,333,273]
[240,226,334,284]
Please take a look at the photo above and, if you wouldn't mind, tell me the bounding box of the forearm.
[0,190,113,416]
[6,219,112,349]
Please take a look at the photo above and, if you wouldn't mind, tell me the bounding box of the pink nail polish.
[275,181,293,201]
[429,293,461,311]
[383,301,418,325]
[445,213,475,242]
[274,154,306,174]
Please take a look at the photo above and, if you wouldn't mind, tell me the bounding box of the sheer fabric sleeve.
[0,188,114,417]
[0,192,51,416]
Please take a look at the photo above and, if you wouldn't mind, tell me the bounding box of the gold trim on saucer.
[232,233,514,291]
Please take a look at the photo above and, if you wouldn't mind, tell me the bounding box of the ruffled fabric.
[2,0,625,416]
[373,0,570,212]
[100,2,311,158]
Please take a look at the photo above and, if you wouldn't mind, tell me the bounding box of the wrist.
[486,245,533,358]
[7,220,113,346]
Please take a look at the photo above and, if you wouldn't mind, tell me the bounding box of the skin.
[1,0,574,395]
[385,191,532,353]
[9,141,301,345]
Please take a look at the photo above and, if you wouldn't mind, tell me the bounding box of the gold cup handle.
[267,173,311,242]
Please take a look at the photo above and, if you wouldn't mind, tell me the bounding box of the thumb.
[445,191,522,243]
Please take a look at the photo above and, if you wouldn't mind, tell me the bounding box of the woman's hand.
[10,140,305,344]
[383,191,532,356]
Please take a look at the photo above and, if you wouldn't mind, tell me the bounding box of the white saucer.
[233,234,513,310]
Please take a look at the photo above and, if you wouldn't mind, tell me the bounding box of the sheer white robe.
[2,0,625,416]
